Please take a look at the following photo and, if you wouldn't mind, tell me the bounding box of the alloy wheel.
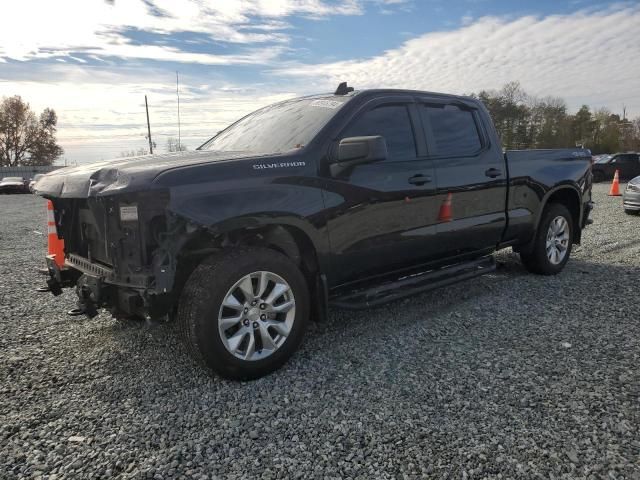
[218,271,296,361]
[545,216,570,265]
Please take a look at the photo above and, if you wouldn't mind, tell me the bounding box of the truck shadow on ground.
[82,249,638,401]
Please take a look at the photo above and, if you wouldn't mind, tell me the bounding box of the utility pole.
[145,95,153,154]
[176,71,181,151]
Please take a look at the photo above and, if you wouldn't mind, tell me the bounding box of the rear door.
[418,100,507,259]
[323,97,440,286]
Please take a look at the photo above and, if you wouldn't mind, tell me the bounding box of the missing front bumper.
[43,255,146,318]
[44,255,80,296]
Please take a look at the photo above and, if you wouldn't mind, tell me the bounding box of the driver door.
[321,99,440,286]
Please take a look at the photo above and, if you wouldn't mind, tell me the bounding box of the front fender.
[163,176,330,268]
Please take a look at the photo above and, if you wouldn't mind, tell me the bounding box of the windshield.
[1,177,23,182]
[595,155,612,164]
[200,97,349,155]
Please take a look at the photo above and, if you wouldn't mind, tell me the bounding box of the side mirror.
[331,136,387,176]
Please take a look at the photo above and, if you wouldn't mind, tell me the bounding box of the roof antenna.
[334,82,354,95]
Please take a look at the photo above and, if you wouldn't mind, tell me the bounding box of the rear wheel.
[520,203,573,275]
[625,209,639,215]
[177,247,309,380]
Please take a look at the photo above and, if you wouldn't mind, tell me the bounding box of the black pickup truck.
[36,84,593,379]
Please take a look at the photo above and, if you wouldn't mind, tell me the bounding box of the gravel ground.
[1,184,639,480]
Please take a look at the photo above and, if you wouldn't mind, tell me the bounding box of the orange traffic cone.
[438,192,453,222]
[46,200,66,268]
[608,169,621,196]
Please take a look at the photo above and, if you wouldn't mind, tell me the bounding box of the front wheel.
[520,203,574,275]
[177,247,309,380]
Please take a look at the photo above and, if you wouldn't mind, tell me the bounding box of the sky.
[1,0,639,164]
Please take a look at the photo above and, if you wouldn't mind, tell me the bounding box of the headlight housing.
[628,183,640,193]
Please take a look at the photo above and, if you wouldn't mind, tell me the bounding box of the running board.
[329,256,496,310]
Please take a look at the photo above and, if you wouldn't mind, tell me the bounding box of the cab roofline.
[284,88,475,103]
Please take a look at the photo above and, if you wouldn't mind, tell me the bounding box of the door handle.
[485,168,502,178]
[408,174,432,186]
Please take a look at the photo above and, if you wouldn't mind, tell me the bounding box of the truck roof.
[290,88,478,109]
[297,87,476,104]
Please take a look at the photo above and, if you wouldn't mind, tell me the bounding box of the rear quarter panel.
[503,149,592,244]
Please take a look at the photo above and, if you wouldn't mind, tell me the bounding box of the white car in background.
[0,177,29,194]
[623,176,640,215]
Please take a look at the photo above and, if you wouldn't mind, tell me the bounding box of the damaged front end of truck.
[36,157,208,320]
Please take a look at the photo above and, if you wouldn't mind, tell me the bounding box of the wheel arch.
[184,217,323,270]
[536,184,583,243]
[170,215,328,320]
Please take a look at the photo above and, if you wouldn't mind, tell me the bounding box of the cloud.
[0,0,362,64]
[3,3,639,164]
[274,5,640,113]
[0,64,300,163]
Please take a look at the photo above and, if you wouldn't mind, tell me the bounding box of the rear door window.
[421,104,482,157]
[342,105,417,161]
[614,155,634,163]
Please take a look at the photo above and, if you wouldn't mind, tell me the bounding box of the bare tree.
[165,137,188,153]
[119,148,150,158]
[474,82,640,154]
[0,96,63,166]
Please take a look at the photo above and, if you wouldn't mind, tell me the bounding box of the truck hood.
[35,150,257,198]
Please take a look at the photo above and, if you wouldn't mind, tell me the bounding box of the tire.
[177,247,309,380]
[520,203,574,275]
[624,209,639,215]
[592,171,605,183]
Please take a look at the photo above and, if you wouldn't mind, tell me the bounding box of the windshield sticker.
[253,161,306,170]
[310,99,343,109]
